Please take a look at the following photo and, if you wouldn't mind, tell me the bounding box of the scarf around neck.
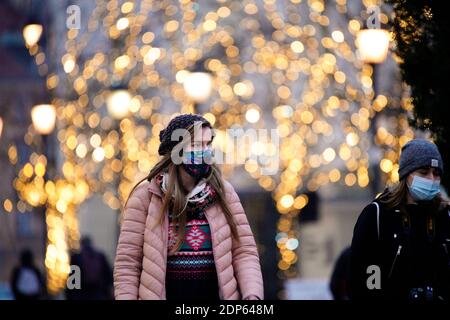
[156,172,217,216]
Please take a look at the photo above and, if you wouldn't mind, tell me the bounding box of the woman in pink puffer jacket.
[113,114,264,300]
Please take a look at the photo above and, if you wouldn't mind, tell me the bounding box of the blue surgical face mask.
[407,175,441,201]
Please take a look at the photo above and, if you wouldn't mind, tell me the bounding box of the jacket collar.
[146,177,163,198]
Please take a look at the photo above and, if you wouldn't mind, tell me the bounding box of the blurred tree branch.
[389,0,450,190]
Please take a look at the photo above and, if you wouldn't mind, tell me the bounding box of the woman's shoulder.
[220,178,240,203]
[144,175,164,197]
[125,181,152,208]
[221,178,233,191]
[358,202,379,222]
[127,178,162,206]
[355,199,393,228]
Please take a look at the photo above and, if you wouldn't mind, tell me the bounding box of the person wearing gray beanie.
[396,139,444,203]
[350,139,450,301]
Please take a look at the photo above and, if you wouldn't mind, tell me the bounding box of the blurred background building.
[0,0,48,299]
[0,0,418,300]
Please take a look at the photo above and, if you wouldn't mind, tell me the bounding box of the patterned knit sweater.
[166,210,216,281]
[156,173,220,300]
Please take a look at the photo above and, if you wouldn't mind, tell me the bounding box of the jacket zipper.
[388,244,402,279]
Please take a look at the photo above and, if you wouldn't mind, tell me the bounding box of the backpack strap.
[372,201,380,240]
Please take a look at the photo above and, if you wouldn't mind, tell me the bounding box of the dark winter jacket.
[349,196,450,301]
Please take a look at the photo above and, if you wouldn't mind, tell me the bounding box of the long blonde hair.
[124,122,239,255]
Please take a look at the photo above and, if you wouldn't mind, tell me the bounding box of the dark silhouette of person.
[10,249,47,300]
[66,237,113,300]
[330,246,351,300]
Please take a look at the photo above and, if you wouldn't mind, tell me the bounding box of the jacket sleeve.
[349,203,383,300]
[226,182,264,300]
[113,183,151,300]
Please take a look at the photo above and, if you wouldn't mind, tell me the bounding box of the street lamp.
[183,71,213,104]
[105,86,130,245]
[356,29,390,64]
[106,88,132,119]
[356,28,390,195]
[31,103,57,277]
[23,23,43,47]
[355,27,390,103]
[31,104,56,135]
[0,117,3,139]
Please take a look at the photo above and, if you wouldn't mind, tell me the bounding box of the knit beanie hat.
[398,139,444,180]
[158,114,211,156]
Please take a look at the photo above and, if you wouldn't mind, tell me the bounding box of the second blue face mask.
[181,148,214,178]
[407,175,441,201]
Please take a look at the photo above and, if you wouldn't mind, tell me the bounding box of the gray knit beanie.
[398,139,444,180]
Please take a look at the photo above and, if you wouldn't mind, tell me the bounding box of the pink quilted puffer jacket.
[113,177,264,300]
